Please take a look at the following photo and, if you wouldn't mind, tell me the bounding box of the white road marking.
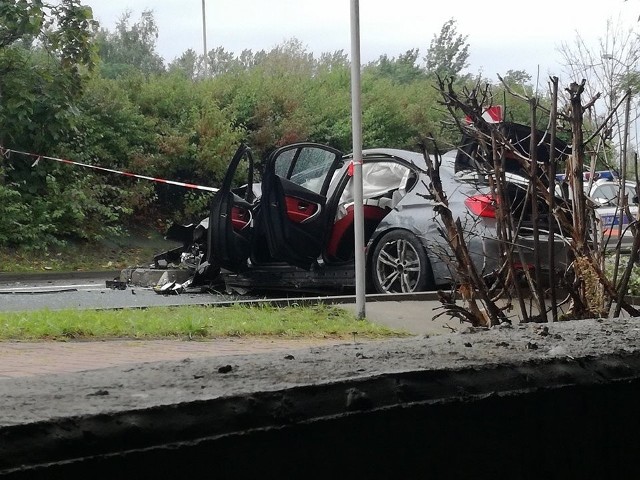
[0,284,105,293]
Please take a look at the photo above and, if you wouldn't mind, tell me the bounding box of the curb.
[0,271,120,282]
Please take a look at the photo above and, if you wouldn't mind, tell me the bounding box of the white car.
[589,178,638,251]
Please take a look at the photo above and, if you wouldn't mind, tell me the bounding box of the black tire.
[370,230,432,294]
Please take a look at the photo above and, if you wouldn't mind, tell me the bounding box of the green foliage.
[0,0,101,250]
[123,72,245,219]
[424,18,470,79]
[193,102,246,180]
[94,9,164,78]
[362,77,414,148]
[211,39,317,155]
[0,5,557,252]
[70,76,156,161]
[0,169,123,248]
[181,191,210,222]
[501,69,533,87]
[366,49,426,85]
[0,184,31,245]
[168,48,200,79]
[207,46,240,76]
[0,1,96,134]
[53,75,157,236]
[302,58,352,150]
[45,1,96,75]
[0,1,96,149]
[0,0,44,48]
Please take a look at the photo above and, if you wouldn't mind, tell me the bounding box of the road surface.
[0,273,240,312]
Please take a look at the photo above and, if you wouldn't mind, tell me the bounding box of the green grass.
[0,304,408,341]
[604,253,640,296]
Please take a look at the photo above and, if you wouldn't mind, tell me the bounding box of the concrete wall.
[2,318,640,478]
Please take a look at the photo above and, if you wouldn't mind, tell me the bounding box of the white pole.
[202,0,208,76]
[350,0,366,318]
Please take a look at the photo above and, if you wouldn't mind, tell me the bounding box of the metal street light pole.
[350,0,365,318]
[202,0,208,76]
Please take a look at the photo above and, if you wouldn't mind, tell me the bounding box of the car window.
[591,183,638,206]
[274,149,295,177]
[592,184,618,205]
[275,147,339,194]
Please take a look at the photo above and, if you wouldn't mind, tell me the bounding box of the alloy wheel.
[375,238,422,293]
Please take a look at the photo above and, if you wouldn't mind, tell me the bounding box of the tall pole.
[350,0,366,318]
[201,0,208,76]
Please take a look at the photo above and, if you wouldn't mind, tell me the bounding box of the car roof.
[361,148,425,167]
[359,148,458,172]
[590,178,637,189]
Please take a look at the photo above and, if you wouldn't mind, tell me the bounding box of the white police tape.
[2,147,219,193]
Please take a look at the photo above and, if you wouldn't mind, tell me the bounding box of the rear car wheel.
[371,230,431,294]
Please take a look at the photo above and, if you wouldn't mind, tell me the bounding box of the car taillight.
[512,262,534,271]
[465,194,496,218]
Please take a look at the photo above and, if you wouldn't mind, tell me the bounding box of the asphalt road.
[0,273,242,312]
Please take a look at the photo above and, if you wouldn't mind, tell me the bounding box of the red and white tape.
[2,148,219,193]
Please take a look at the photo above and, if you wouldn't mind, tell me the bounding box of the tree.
[207,46,239,77]
[168,48,200,79]
[94,9,165,78]
[0,0,98,248]
[500,69,533,87]
[316,50,349,72]
[0,0,96,150]
[492,69,545,126]
[559,18,640,170]
[365,49,425,84]
[255,38,315,75]
[424,18,470,79]
[0,0,45,48]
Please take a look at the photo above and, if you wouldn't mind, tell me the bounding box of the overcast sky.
[82,0,638,82]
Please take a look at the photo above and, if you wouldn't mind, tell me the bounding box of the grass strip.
[0,304,409,341]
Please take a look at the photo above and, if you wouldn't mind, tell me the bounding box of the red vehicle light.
[512,262,535,271]
[465,194,496,218]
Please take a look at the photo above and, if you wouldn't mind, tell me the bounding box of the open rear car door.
[261,143,343,269]
[205,144,256,271]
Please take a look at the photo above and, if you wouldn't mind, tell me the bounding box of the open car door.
[205,144,256,271]
[261,143,344,269]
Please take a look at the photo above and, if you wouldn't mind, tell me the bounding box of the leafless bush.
[426,75,640,326]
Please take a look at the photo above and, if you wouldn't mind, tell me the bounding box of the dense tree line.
[0,3,538,250]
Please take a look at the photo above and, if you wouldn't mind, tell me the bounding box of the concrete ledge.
[1,317,640,478]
